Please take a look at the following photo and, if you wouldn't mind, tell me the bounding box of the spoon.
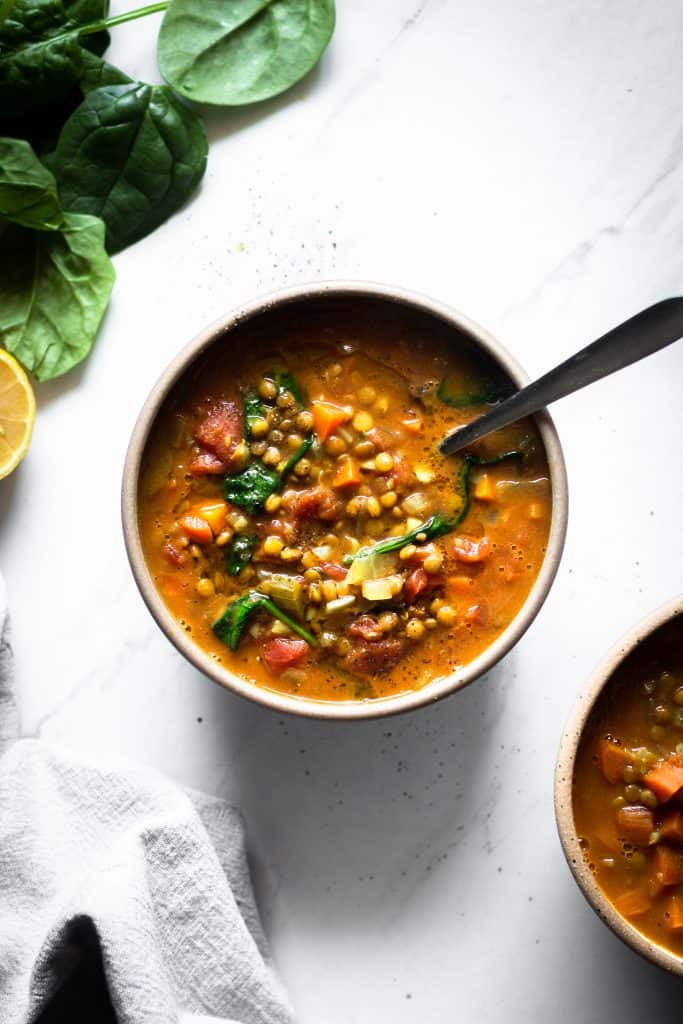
[439,297,683,456]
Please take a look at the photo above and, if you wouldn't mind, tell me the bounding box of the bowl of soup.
[122,282,568,718]
[556,596,683,974]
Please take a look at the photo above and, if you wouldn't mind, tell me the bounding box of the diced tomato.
[194,400,242,462]
[189,449,226,475]
[162,542,187,567]
[320,563,348,581]
[464,603,488,626]
[342,638,408,676]
[261,637,308,675]
[348,615,382,641]
[180,515,213,544]
[294,486,341,523]
[616,805,654,846]
[450,535,491,563]
[405,568,428,604]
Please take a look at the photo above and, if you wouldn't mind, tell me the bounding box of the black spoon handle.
[439,298,683,456]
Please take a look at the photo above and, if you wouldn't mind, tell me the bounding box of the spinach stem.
[77,1,169,39]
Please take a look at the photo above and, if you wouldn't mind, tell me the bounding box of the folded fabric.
[0,574,294,1024]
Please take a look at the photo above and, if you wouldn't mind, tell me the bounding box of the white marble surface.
[3,0,683,1019]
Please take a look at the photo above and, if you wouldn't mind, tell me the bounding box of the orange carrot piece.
[616,805,654,846]
[643,758,683,803]
[401,417,422,433]
[311,400,351,442]
[194,500,228,534]
[667,893,683,930]
[180,515,213,544]
[653,845,683,887]
[473,474,496,502]
[660,811,683,846]
[597,738,630,785]
[333,456,362,489]
[614,889,651,918]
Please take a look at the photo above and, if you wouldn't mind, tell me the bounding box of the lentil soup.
[138,305,552,702]
[573,615,683,957]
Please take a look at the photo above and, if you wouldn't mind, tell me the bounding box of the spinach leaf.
[158,0,335,106]
[344,451,523,566]
[50,81,207,253]
[213,590,316,651]
[0,0,16,28]
[274,368,304,404]
[223,462,279,515]
[78,49,129,94]
[244,387,263,439]
[0,0,110,119]
[0,211,114,380]
[222,434,313,513]
[225,533,258,576]
[0,136,62,228]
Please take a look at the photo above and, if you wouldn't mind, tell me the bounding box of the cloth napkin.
[0,574,294,1024]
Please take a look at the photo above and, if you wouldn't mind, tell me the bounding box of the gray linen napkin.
[0,574,294,1024]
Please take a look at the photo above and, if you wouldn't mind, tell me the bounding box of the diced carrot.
[666,893,683,930]
[613,889,651,918]
[450,535,491,563]
[401,417,422,433]
[528,502,544,521]
[180,515,213,544]
[311,400,351,442]
[616,805,654,846]
[643,757,683,803]
[660,811,683,845]
[333,456,362,489]
[597,738,630,785]
[653,845,683,887]
[473,474,496,502]
[193,500,228,534]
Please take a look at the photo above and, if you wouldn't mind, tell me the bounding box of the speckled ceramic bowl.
[555,595,683,975]
[122,281,568,719]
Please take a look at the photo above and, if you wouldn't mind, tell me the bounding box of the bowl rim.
[122,279,568,720]
[555,593,683,975]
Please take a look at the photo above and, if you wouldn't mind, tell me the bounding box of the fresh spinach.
[50,81,207,252]
[0,211,114,380]
[213,590,316,651]
[223,462,280,515]
[158,0,335,106]
[225,533,258,576]
[0,136,62,228]
[274,368,304,405]
[244,387,263,439]
[222,434,313,514]
[0,0,110,119]
[344,450,523,565]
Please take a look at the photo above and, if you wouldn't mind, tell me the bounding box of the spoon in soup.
[439,297,683,456]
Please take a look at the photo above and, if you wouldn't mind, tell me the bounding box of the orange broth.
[574,616,683,956]
[138,308,552,702]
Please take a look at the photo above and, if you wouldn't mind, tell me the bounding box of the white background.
[3,1,683,1020]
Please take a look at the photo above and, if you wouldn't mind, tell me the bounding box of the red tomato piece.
[294,486,341,523]
[162,542,187,567]
[405,568,428,604]
[261,637,309,675]
[189,449,226,475]
[451,535,491,563]
[194,400,242,462]
[320,563,348,581]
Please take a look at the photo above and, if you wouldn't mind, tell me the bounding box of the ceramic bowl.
[555,595,683,975]
[122,281,568,719]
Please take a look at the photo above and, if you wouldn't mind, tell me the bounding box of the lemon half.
[0,349,36,480]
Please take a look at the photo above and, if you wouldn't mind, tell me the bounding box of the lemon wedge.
[0,349,36,480]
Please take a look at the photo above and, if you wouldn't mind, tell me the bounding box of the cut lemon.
[0,349,36,480]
